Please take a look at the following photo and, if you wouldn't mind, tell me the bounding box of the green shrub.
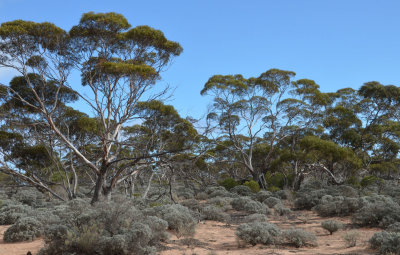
[235,222,281,246]
[218,178,239,191]
[243,180,260,193]
[267,186,280,192]
[283,228,317,248]
[321,220,342,235]
[195,192,208,200]
[360,175,380,189]
[265,172,286,189]
[231,197,268,214]
[3,217,42,242]
[231,185,252,196]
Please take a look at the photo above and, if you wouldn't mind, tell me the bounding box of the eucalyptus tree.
[0,12,182,203]
[201,69,311,186]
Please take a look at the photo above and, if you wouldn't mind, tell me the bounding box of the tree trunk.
[91,173,105,204]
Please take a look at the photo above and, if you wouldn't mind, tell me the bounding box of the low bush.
[369,231,400,255]
[252,190,272,202]
[3,217,42,242]
[321,220,342,235]
[352,195,400,228]
[0,203,30,225]
[274,190,291,200]
[231,197,268,214]
[231,185,253,196]
[208,189,237,199]
[283,228,317,248]
[387,222,400,233]
[201,205,230,222]
[273,203,292,216]
[314,195,361,216]
[235,222,281,246]
[243,213,268,223]
[207,196,233,211]
[195,192,208,200]
[146,204,197,237]
[205,186,226,195]
[263,197,281,208]
[342,230,359,248]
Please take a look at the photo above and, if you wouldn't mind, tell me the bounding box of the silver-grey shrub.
[244,213,268,223]
[264,197,282,208]
[252,190,272,202]
[235,222,281,246]
[283,228,317,247]
[3,217,42,242]
[231,197,268,214]
[321,220,342,235]
[369,231,400,255]
[314,195,361,216]
[201,205,230,222]
[0,203,30,225]
[274,203,292,216]
[207,196,233,211]
[231,185,252,196]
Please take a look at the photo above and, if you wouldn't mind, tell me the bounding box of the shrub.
[218,178,239,191]
[12,188,45,207]
[342,230,359,248]
[205,186,226,195]
[369,231,400,255]
[263,197,282,208]
[231,197,268,214]
[146,204,197,237]
[352,195,400,228]
[265,172,286,189]
[208,189,237,199]
[321,220,342,235]
[243,180,260,193]
[294,189,331,210]
[201,205,230,222]
[273,203,292,216]
[244,213,268,223]
[207,196,233,211]
[235,222,281,246]
[180,199,205,212]
[3,217,42,242]
[252,190,272,202]
[267,186,281,192]
[195,192,208,200]
[0,203,30,225]
[387,222,400,233]
[314,195,361,216]
[274,190,291,200]
[231,185,253,196]
[283,228,317,248]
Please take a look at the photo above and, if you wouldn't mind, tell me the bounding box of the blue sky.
[0,0,399,119]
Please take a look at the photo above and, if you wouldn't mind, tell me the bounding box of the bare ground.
[0,226,43,255]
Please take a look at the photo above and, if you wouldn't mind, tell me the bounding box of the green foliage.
[360,175,382,189]
[243,180,260,193]
[218,177,239,191]
[265,172,286,189]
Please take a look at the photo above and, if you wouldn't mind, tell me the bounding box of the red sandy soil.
[161,210,379,255]
[0,210,379,255]
[0,225,44,255]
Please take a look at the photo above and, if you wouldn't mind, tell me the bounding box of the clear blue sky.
[0,0,399,119]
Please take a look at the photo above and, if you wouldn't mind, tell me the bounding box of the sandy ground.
[0,210,379,255]
[0,226,44,255]
[161,210,378,255]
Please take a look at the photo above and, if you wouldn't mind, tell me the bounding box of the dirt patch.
[161,210,378,255]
